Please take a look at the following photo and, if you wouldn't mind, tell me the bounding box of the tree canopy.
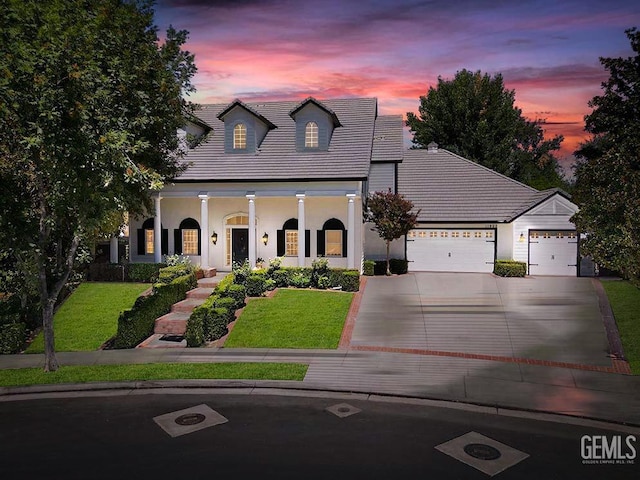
[366,190,420,275]
[571,28,640,286]
[406,69,566,190]
[0,0,197,370]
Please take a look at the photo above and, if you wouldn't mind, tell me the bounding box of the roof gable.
[217,99,277,129]
[510,190,578,220]
[289,97,341,127]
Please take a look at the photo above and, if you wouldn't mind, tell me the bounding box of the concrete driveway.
[350,273,611,366]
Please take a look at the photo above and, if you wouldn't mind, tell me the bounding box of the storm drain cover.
[154,404,228,437]
[326,402,362,418]
[436,431,529,476]
[160,334,184,342]
[464,443,502,460]
[175,413,206,426]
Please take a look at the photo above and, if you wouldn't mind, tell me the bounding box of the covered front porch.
[129,181,363,272]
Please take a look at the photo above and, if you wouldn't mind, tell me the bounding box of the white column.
[247,194,256,269]
[297,193,305,267]
[199,194,209,269]
[153,195,162,263]
[109,237,119,264]
[347,193,356,269]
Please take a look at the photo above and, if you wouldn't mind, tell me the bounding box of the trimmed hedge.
[494,260,527,277]
[87,263,128,282]
[186,295,229,347]
[363,260,375,276]
[327,269,360,292]
[225,284,246,309]
[0,322,27,354]
[371,259,409,275]
[113,271,197,349]
[127,263,165,283]
[157,264,194,284]
[246,273,268,297]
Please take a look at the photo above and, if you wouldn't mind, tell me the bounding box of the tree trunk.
[42,300,58,372]
[386,240,391,276]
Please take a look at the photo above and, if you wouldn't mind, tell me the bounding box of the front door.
[232,228,249,265]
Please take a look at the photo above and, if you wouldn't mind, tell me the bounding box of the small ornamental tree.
[366,190,420,275]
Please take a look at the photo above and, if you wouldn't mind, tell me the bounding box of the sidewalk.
[2,346,640,427]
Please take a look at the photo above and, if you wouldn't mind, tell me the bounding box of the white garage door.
[529,230,578,276]
[406,229,496,272]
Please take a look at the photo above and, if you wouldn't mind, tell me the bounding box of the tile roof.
[397,147,558,222]
[176,97,377,182]
[371,115,404,163]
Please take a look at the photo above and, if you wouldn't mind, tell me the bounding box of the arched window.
[317,218,346,257]
[277,218,310,258]
[233,123,247,149]
[305,121,318,148]
[137,218,167,255]
[174,218,201,255]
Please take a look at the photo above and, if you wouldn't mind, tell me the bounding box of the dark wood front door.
[232,228,249,265]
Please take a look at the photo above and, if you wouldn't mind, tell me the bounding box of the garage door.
[528,230,578,276]
[406,229,496,272]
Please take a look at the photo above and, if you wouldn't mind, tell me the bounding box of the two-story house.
[129,96,580,276]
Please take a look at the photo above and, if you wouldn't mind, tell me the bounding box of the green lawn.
[26,282,149,353]
[0,362,308,387]
[224,289,354,349]
[602,280,640,374]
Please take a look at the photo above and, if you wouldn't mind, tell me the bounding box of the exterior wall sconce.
[262,232,269,246]
[519,232,525,243]
[211,231,218,245]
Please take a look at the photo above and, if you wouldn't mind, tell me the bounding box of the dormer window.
[233,123,246,149]
[305,122,318,148]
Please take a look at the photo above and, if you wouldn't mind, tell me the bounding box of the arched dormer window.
[174,217,201,255]
[305,121,318,148]
[233,123,247,149]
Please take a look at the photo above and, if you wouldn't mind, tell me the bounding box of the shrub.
[311,258,329,287]
[225,283,246,309]
[373,259,408,275]
[206,307,230,340]
[232,260,252,285]
[265,278,276,291]
[389,258,409,275]
[246,273,268,297]
[317,275,331,289]
[214,273,235,294]
[186,296,230,346]
[87,263,127,282]
[185,307,205,347]
[128,263,165,283]
[267,256,282,275]
[0,322,27,354]
[163,254,192,267]
[114,271,196,349]
[289,269,312,288]
[271,269,291,288]
[363,260,375,276]
[157,264,194,284]
[213,296,237,323]
[494,260,527,277]
[327,269,360,292]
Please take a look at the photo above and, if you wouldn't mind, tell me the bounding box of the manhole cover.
[337,407,351,413]
[464,443,502,460]
[175,413,206,426]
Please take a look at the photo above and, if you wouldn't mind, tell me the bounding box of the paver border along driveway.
[350,273,611,367]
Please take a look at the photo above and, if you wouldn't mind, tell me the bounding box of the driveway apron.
[350,273,610,366]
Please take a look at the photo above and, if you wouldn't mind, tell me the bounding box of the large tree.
[406,69,566,190]
[571,28,640,286]
[366,190,420,276]
[0,0,197,370]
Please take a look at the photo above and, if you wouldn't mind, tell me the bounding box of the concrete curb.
[2,379,639,433]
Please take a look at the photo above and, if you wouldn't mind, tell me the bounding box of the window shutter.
[137,229,145,255]
[161,229,168,256]
[343,230,348,258]
[277,230,285,257]
[174,229,182,255]
[197,228,202,256]
[317,230,325,256]
[305,230,311,257]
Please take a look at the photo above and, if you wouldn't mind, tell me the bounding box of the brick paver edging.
[338,276,367,349]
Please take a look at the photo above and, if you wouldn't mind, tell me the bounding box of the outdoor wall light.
[262,232,269,246]
[519,232,525,243]
[211,231,218,245]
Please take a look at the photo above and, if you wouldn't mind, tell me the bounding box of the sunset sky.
[154,0,640,174]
